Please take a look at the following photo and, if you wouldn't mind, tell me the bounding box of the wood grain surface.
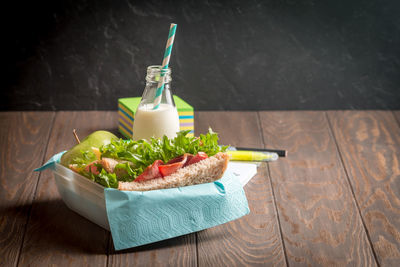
[259,111,377,266]
[108,234,196,267]
[0,112,54,267]
[2,111,400,266]
[195,111,287,266]
[328,111,400,266]
[393,111,400,126]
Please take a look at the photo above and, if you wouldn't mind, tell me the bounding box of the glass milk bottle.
[132,65,180,140]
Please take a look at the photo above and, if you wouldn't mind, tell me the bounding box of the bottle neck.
[146,65,172,84]
[138,65,175,109]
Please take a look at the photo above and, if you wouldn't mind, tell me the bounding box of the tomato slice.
[186,152,208,166]
[135,152,209,181]
[159,154,189,177]
[135,160,164,182]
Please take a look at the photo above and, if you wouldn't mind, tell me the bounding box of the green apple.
[60,130,118,167]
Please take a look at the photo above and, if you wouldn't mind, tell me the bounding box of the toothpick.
[73,129,80,144]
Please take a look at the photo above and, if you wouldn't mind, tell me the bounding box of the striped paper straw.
[153,23,177,109]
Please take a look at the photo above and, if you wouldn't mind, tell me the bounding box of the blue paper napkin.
[105,170,249,250]
[34,151,66,171]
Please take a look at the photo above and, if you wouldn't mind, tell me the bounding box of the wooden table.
[1,111,400,267]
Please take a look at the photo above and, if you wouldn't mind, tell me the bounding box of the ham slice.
[135,160,164,182]
[159,154,189,177]
[186,152,208,166]
[84,160,101,175]
[83,158,132,178]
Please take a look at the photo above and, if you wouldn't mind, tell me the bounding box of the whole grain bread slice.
[118,152,229,191]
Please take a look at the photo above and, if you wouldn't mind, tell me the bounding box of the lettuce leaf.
[95,169,118,188]
[71,150,97,168]
[114,162,140,182]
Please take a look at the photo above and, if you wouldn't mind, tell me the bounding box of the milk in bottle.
[132,66,180,140]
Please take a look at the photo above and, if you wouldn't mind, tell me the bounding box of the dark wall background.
[2,0,400,110]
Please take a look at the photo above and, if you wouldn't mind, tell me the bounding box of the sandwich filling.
[67,129,227,188]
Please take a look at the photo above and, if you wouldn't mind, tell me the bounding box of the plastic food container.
[53,163,110,230]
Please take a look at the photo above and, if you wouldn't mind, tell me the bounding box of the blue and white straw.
[153,23,177,110]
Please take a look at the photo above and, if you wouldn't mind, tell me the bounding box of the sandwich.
[64,129,229,191]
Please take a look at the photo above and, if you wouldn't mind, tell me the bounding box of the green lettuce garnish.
[72,129,227,188]
[114,162,140,182]
[71,150,97,168]
[87,168,118,188]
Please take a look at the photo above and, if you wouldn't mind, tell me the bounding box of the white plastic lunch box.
[53,163,110,230]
